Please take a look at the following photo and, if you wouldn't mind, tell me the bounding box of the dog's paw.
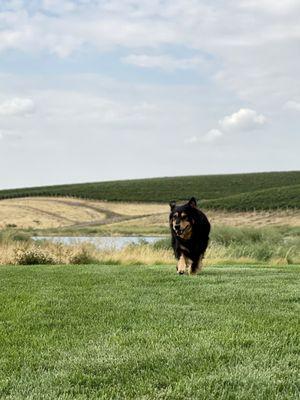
[177,255,187,274]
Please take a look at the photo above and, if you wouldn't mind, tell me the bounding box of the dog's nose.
[179,271,184,275]
[175,225,180,231]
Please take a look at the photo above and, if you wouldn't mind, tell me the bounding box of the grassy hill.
[0,171,299,211]
[203,184,300,211]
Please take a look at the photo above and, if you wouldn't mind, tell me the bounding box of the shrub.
[0,225,298,266]
[152,238,171,250]
[10,232,31,242]
[68,247,96,264]
[251,243,273,262]
[0,231,31,244]
[15,248,57,265]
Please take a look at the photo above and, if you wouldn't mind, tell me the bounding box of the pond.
[32,236,166,250]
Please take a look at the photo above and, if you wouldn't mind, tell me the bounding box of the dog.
[169,197,210,275]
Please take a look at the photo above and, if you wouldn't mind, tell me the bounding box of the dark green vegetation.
[0,264,299,399]
[206,184,300,210]
[3,225,299,264]
[154,225,300,264]
[0,171,299,210]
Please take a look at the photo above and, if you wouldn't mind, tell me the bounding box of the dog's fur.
[169,197,210,275]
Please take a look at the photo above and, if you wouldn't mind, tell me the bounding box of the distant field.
[0,197,166,231]
[0,171,299,211]
[0,264,299,399]
[204,184,300,211]
[0,197,299,235]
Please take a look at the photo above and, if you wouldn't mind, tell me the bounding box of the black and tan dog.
[169,197,210,275]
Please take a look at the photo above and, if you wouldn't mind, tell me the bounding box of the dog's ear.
[188,197,197,208]
[169,201,176,211]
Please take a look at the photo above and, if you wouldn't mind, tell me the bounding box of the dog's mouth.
[174,224,191,237]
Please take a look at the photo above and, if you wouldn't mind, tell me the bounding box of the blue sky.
[0,0,299,189]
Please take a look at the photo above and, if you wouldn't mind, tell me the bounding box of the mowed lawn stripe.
[0,265,299,399]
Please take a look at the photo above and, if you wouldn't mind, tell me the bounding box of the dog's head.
[169,197,197,240]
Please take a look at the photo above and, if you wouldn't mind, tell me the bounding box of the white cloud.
[122,54,209,71]
[1,0,299,56]
[185,108,266,144]
[42,0,77,14]
[39,91,158,127]
[0,2,299,187]
[0,0,298,112]
[284,100,300,111]
[239,0,300,14]
[203,129,223,142]
[185,129,223,144]
[219,109,267,132]
[0,97,35,116]
[184,135,199,144]
[0,0,299,108]
[0,128,22,140]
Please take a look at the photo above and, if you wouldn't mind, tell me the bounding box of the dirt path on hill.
[67,213,162,228]
[32,197,162,228]
[35,198,122,219]
[7,204,76,224]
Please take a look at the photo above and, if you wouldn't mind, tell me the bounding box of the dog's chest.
[179,243,190,254]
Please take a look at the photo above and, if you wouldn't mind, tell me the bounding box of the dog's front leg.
[190,256,204,275]
[177,254,187,275]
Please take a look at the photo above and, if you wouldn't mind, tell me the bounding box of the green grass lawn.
[0,264,299,399]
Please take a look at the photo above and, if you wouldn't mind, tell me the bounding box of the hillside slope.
[203,185,300,210]
[0,171,299,210]
[1,197,299,232]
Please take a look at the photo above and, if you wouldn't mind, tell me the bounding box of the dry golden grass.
[0,197,299,233]
[103,214,167,233]
[0,241,173,266]
[22,197,105,222]
[103,208,300,234]
[89,200,167,216]
[0,239,297,267]
[0,197,105,229]
[206,209,300,227]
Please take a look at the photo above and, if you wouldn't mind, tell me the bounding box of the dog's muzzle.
[174,224,190,236]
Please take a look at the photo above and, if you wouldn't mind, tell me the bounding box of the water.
[32,236,165,250]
